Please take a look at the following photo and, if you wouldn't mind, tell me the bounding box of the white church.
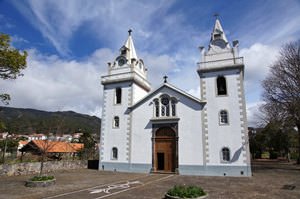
[99,18,252,177]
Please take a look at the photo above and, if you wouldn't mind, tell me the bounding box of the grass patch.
[30,175,55,181]
[167,185,206,198]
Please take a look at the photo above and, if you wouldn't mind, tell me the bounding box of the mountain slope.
[0,106,101,136]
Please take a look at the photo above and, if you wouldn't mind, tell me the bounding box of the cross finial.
[128,29,132,35]
[213,13,219,19]
[163,75,168,83]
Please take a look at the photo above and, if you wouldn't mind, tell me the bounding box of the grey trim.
[238,71,252,170]
[99,89,108,161]
[150,117,180,123]
[127,86,133,163]
[101,71,151,92]
[197,64,244,74]
[178,165,252,177]
[200,77,208,165]
[98,162,251,177]
[203,107,209,164]
[100,162,152,173]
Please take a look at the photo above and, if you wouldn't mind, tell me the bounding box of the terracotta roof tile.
[31,140,84,153]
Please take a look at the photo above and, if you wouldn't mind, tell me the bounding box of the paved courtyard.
[0,160,299,199]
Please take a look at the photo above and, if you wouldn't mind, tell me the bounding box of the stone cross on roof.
[163,75,168,83]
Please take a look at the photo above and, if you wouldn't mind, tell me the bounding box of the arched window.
[153,96,177,118]
[113,116,119,128]
[217,76,227,95]
[115,88,122,104]
[154,100,159,117]
[112,147,118,160]
[222,147,230,162]
[161,97,169,117]
[219,110,228,125]
[171,99,176,116]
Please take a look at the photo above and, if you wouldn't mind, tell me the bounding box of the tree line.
[250,40,300,163]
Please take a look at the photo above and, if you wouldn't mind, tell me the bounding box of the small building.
[20,140,83,160]
[27,134,47,141]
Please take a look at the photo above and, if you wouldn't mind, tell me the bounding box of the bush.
[269,151,278,159]
[167,185,206,198]
[30,175,55,181]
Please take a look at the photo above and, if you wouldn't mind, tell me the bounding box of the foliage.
[167,185,206,198]
[30,175,55,181]
[249,122,297,160]
[261,40,300,163]
[0,137,18,164]
[78,132,97,160]
[0,106,101,136]
[0,33,27,105]
[0,139,18,150]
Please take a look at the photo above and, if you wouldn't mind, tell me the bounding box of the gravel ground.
[0,160,299,199]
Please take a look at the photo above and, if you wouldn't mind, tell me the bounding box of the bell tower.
[99,30,151,170]
[197,17,251,176]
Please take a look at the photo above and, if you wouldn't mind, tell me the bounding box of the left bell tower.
[99,30,151,171]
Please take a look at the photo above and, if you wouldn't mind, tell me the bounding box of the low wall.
[0,160,87,176]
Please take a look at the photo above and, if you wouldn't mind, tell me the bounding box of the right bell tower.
[197,17,251,176]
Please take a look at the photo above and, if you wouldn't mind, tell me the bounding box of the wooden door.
[154,127,175,172]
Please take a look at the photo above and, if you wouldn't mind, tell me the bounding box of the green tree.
[0,33,27,105]
[79,132,97,160]
[262,122,290,159]
[262,40,300,163]
[249,128,266,159]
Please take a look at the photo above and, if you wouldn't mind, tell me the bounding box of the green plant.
[30,175,55,181]
[167,185,206,198]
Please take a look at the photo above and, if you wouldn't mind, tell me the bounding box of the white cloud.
[0,48,114,117]
[6,0,300,123]
[240,43,279,102]
[246,101,265,128]
[187,86,200,98]
[11,0,177,56]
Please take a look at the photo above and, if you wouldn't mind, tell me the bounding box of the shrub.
[167,185,206,198]
[30,175,55,181]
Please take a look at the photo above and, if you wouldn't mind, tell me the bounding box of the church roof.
[123,29,138,60]
[129,82,205,110]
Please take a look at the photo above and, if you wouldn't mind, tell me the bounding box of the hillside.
[0,106,101,136]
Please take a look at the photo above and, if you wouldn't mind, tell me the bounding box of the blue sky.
[0,0,300,126]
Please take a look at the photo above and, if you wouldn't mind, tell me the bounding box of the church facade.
[99,19,252,177]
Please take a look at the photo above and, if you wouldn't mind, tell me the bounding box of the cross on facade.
[128,29,132,35]
[213,13,219,19]
[163,75,168,83]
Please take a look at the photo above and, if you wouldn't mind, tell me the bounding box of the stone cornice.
[101,71,151,92]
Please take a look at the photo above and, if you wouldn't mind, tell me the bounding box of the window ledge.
[220,161,231,164]
[219,123,230,126]
[150,117,180,123]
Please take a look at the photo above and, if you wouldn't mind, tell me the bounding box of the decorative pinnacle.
[128,29,132,35]
[213,13,219,19]
[163,75,168,83]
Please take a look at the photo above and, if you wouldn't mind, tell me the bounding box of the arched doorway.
[154,127,176,172]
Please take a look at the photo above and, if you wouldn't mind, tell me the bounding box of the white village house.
[99,18,252,177]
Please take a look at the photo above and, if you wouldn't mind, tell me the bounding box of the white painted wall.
[202,69,246,166]
[132,83,149,103]
[130,86,204,166]
[100,82,132,163]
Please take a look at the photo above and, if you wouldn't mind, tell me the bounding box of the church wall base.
[179,165,252,177]
[99,162,252,177]
[99,162,152,173]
